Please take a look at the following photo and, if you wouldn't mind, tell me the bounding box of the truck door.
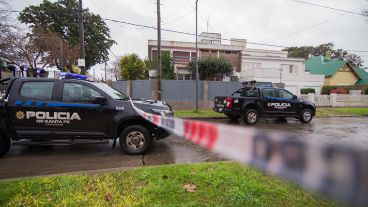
[274,89,297,114]
[261,88,277,114]
[7,80,58,138]
[54,81,110,138]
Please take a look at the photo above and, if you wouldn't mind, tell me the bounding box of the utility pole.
[157,0,162,100]
[59,39,64,70]
[78,0,86,75]
[195,0,199,111]
[104,58,107,82]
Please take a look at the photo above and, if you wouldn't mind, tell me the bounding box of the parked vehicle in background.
[213,81,316,125]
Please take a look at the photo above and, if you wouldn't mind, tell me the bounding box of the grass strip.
[0,162,335,207]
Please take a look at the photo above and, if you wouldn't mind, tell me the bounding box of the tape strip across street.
[130,100,368,206]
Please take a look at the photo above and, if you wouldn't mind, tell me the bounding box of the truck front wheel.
[243,109,259,125]
[0,133,11,158]
[300,108,313,123]
[119,125,152,155]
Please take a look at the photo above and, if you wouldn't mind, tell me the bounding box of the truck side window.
[243,89,259,97]
[275,89,293,99]
[262,89,275,97]
[63,83,102,103]
[20,82,54,101]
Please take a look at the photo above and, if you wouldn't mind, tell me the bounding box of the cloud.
[9,0,368,77]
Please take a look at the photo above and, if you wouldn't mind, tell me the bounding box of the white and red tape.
[130,100,368,206]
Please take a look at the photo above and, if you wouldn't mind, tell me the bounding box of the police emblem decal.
[16,111,25,120]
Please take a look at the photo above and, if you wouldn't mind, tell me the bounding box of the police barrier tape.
[130,100,368,206]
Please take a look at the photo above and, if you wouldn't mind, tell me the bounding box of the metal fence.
[161,80,203,101]
[208,81,242,100]
[112,81,368,108]
[301,94,368,107]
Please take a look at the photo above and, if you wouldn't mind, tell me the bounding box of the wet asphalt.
[0,117,367,179]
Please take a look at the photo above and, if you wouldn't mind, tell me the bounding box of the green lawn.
[175,109,225,118]
[175,108,368,118]
[0,162,335,207]
[316,107,368,117]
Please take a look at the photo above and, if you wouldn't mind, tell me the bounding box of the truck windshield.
[91,82,128,100]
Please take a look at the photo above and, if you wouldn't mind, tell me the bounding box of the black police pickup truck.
[213,83,316,125]
[0,77,173,158]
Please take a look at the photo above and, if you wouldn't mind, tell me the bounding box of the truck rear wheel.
[0,133,11,158]
[300,108,313,123]
[119,125,152,155]
[243,109,259,125]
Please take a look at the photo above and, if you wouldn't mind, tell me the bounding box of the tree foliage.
[18,0,115,71]
[119,54,147,80]
[0,27,79,71]
[189,56,233,80]
[283,43,364,67]
[146,51,175,80]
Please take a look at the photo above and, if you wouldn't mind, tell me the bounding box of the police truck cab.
[0,74,173,158]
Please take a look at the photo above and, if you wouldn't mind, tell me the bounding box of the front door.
[53,82,110,138]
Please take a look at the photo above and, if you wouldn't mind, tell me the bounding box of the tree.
[145,52,174,80]
[161,52,175,80]
[18,0,115,73]
[283,43,364,67]
[119,54,147,80]
[0,27,80,71]
[189,56,233,80]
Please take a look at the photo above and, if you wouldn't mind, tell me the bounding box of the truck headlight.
[151,109,174,117]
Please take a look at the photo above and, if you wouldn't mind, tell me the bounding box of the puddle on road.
[204,117,368,151]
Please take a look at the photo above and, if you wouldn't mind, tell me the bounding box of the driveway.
[0,117,367,179]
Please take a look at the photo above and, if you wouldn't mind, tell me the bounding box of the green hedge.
[363,88,368,95]
[321,86,349,94]
[300,88,316,94]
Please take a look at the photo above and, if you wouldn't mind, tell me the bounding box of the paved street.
[0,117,367,179]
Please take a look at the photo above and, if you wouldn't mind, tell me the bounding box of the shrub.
[321,85,353,94]
[300,88,315,94]
[363,88,368,95]
[330,88,348,94]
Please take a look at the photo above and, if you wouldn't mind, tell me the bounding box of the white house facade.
[239,49,325,95]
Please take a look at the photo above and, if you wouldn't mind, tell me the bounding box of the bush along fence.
[112,80,368,109]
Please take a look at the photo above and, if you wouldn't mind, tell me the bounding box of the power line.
[4,9,368,53]
[103,18,287,48]
[289,0,366,17]
[162,8,194,26]
[266,4,368,44]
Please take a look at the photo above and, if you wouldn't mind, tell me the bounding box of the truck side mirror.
[292,95,297,100]
[92,96,107,105]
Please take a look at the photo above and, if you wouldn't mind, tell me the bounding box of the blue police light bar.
[58,72,88,80]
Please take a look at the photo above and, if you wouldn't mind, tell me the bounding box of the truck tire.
[243,109,259,125]
[300,108,313,123]
[0,133,11,158]
[119,125,152,155]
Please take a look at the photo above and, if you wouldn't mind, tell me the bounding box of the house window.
[245,63,261,70]
[177,74,192,80]
[281,64,298,74]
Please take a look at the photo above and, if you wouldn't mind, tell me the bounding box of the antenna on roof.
[207,15,209,33]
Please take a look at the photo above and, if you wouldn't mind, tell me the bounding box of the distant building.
[147,33,326,95]
[240,49,325,95]
[148,32,244,80]
[305,56,368,86]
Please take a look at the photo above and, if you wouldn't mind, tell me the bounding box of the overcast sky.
[8,0,368,78]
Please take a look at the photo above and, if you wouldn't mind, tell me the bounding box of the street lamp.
[195,0,199,111]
